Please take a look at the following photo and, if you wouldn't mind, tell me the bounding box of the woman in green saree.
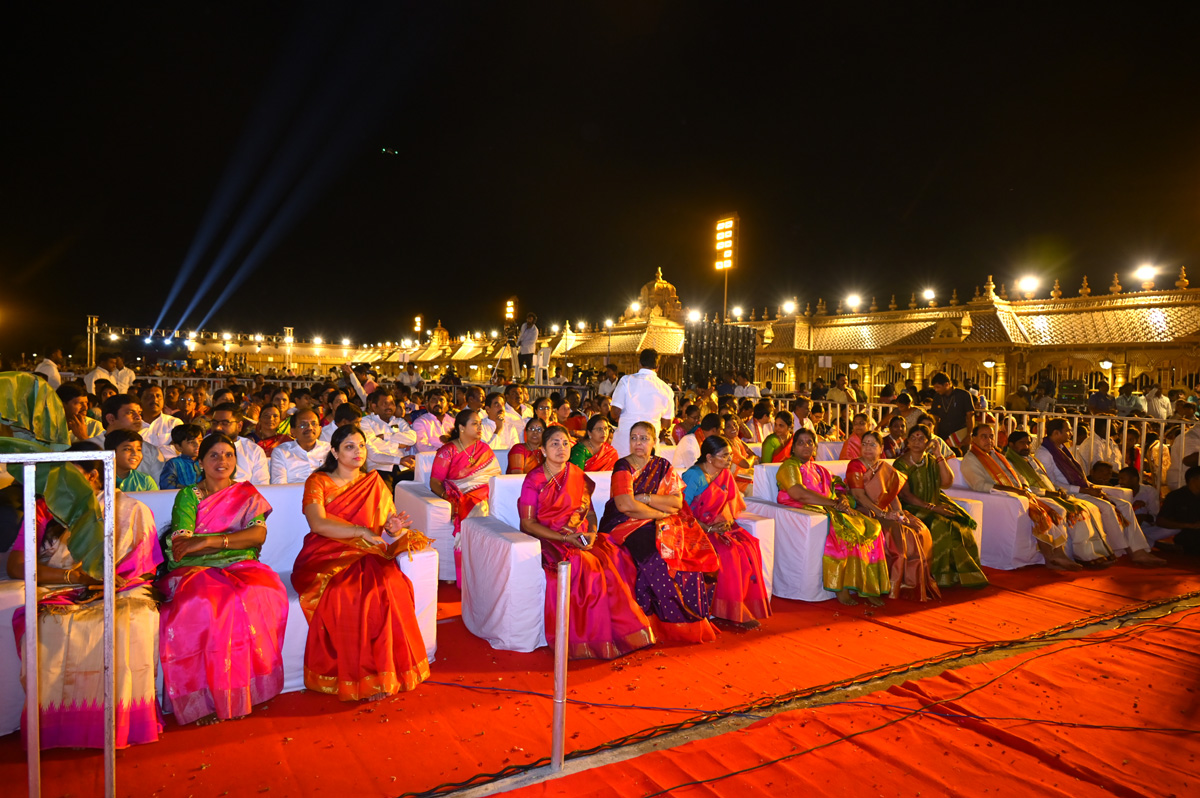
[893,424,988,589]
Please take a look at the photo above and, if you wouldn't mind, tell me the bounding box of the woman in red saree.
[431,409,502,583]
[846,431,939,602]
[157,433,288,725]
[599,422,719,642]
[838,413,871,460]
[569,414,619,471]
[294,425,431,700]
[681,436,771,625]
[518,426,656,658]
[507,417,546,474]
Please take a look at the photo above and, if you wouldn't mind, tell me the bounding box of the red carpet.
[2,560,1198,797]
[514,608,1200,798]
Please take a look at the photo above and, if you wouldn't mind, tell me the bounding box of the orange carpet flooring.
[514,606,1200,798]
[1,558,1198,798]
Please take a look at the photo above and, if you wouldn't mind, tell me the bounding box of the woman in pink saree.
[156,432,288,725]
[681,436,771,625]
[519,426,656,658]
[431,409,502,582]
[838,413,871,460]
[9,455,163,749]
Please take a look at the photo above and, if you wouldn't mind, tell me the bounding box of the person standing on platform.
[610,348,676,458]
[518,313,539,380]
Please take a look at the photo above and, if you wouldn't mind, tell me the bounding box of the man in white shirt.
[517,313,539,379]
[1143,384,1171,420]
[139,385,182,447]
[84,353,117,396]
[1168,423,1200,490]
[825,373,853,407]
[34,348,63,389]
[397,362,423,390]
[1036,418,1162,564]
[481,391,521,450]
[209,403,270,485]
[413,390,455,452]
[270,410,332,484]
[359,390,418,481]
[791,397,816,434]
[1074,420,1124,472]
[502,383,531,427]
[611,348,676,458]
[597,365,619,397]
[672,413,720,472]
[110,355,136,395]
[733,372,761,400]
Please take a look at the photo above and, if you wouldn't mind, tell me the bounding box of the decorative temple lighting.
[605,319,613,328]
[630,301,641,313]
[313,337,323,346]
[922,288,935,301]
[782,300,796,315]
[982,359,996,369]
[550,324,560,334]
[846,294,862,311]
[900,361,912,370]
[848,362,859,370]
[1100,359,1113,370]
[687,309,701,323]
[732,305,744,319]
[341,338,350,346]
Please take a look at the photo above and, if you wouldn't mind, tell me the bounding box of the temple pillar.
[860,361,873,398]
[1112,362,1128,390]
[993,359,1008,408]
[912,361,925,390]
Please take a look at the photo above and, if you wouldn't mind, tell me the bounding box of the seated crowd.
[0,353,1195,756]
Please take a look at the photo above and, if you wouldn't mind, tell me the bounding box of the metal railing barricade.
[0,450,118,798]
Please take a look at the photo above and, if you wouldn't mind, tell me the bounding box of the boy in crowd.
[105,429,158,491]
[159,424,203,489]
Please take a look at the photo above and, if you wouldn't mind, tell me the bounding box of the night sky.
[3,1,1199,356]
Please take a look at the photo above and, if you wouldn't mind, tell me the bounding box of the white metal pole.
[550,559,571,773]
[22,465,40,798]
[103,460,116,797]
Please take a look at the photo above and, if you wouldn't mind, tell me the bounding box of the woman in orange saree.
[846,431,939,602]
[431,409,502,583]
[599,422,719,642]
[681,436,771,625]
[518,426,655,658]
[507,417,546,474]
[293,425,431,701]
[838,413,871,460]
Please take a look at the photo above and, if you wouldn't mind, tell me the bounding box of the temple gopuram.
[95,267,1200,405]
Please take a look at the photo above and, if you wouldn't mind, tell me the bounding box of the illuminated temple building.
[97,267,1200,405]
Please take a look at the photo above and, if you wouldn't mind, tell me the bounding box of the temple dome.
[628,267,683,322]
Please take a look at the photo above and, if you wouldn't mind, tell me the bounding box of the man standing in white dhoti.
[610,348,675,459]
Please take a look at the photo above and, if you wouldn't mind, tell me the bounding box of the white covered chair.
[0,485,439,734]
[460,472,612,652]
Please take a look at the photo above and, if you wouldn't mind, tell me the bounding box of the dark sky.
[3,1,1199,356]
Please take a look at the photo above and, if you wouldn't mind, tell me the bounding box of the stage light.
[846,294,862,311]
[505,299,515,321]
[341,338,350,346]
[782,300,796,315]
[144,337,152,344]
[188,331,197,339]
[222,332,232,341]
[109,333,119,341]
[284,335,294,344]
[313,337,323,345]
[254,334,263,342]
[687,309,701,322]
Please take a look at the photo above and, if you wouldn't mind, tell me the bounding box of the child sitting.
[159,424,203,489]
[104,429,158,492]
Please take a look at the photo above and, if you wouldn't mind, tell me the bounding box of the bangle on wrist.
[222,535,229,550]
